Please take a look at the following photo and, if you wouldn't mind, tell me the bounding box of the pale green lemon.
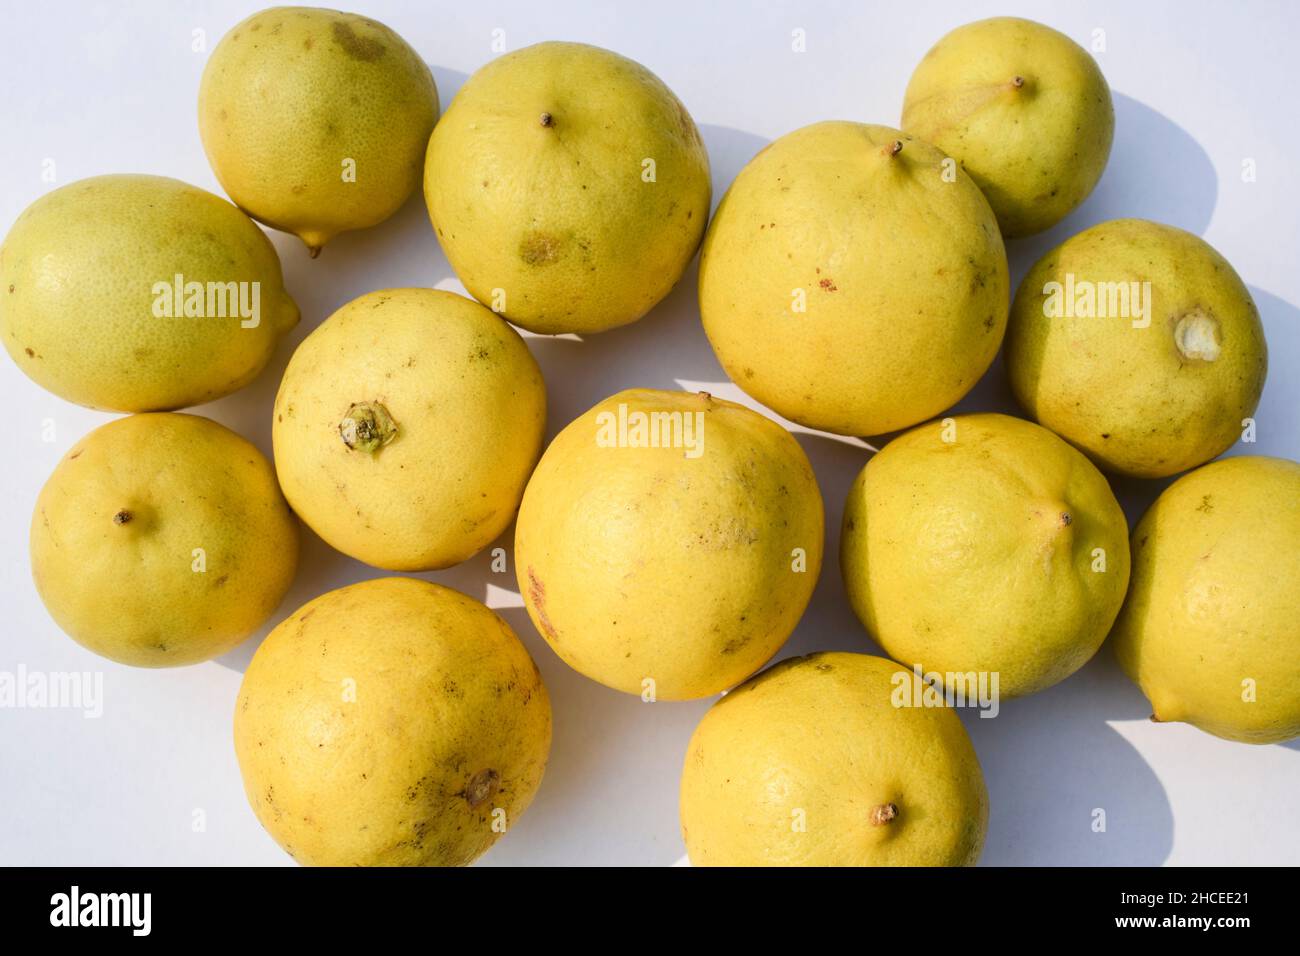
[200,6,438,253]
[902,17,1114,237]
[425,42,710,334]
[1006,219,1267,478]
[1,175,297,411]
[1112,456,1300,744]
[842,413,1130,697]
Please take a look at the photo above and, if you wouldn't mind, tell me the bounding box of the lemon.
[273,288,546,571]
[514,389,823,700]
[902,17,1114,237]
[199,7,438,254]
[1112,456,1300,743]
[425,41,711,334]
[680,652,988,866]
[30,413,299,666]
[698,122,1008,437]
[1,174,298,411]
[1006,219,1267,478]
[234,577,552,865]
[841,413,1130,697]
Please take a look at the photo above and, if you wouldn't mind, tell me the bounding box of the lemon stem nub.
[539,112,553,128]
[340,401,399,454]
[1012,75,1025,89]
[886,140,904,157]
[113,509,132,526]
[307,245,322,259]
[870,803,898,826]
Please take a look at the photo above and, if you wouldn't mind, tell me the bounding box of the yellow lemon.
[31,413,299,666]
[234,577,552,865]
[1006,219,1267,478]
[699,122,1008,437]
[514,389,823,700]
[680,652,988,866]
[902,17,1114,237]
[199,7,438,254]
[424,42,710,334]
[841,413,1130,697]
[273,288,546,571]
[1111,456,1300,743]
[1,175,298,411]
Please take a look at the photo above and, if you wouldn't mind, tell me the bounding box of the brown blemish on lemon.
[465,768,500,808]
[870,803,898,826]
[520,231,563,265]
[527,567,558,640]
[330,21,385,61]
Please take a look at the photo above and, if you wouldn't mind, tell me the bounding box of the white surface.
[1,0,1297,867]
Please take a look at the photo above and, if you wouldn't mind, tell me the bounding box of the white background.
[1,0,1297,866]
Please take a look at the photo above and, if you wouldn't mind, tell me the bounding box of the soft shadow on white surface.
[970,649,1173,866]
[478,607,711,866]
[1007,93,1220,277]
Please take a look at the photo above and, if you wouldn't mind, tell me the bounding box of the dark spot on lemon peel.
[1060,512,1072,527]
[520,231,562,265]
[339,401,398,454]
[870,803,898,826]
[527,567,558,640]
[465,768,500,809]
[113,509,132,526]
[330,20,385,61]
[539,112,553,127]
